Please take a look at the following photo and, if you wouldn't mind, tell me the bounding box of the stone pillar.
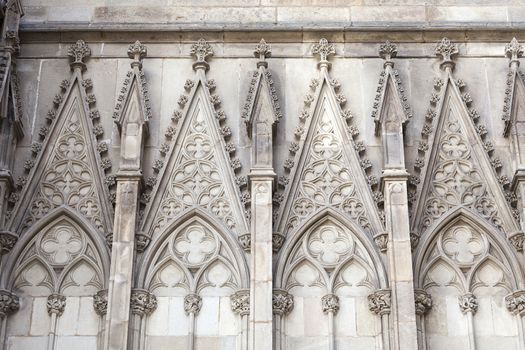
[184,293,202,349]
[231,289,250,350]
[104,41,149,350]
[0,289,19,349]
[368,289,392,350]
[321,294,339,350]
[93,289,108,350]
[272,289,293,350]
[46,293,66,350]
[414,289,432,350]
[505,290,525,350]
[130,289,157,350]
[458,292,478,350]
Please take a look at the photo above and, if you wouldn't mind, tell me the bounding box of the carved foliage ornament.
[67,40,91,68]
[312,38,335,62]
[368,289,391,315]
[131,289,157,317]
[254,38,271,61]
[414,289,432,315]
[458,292,478,314]
[230,289,250,316]
[505,37,524,62]
[321,293,339,314]
[379,40,397,62]
[93,289,108,316]
[47,293,66,316]
[273,289,294,316]
[0,231,17,255]
[434,37,458,68]
[127,40,147,62]
[190,38,213,64]
[0,290,19,318]
[505,290,525,316]
[184,293,202,315]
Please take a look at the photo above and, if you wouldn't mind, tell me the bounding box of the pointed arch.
[137,208,249,290]
[275,208,387,290]
[2,206,110,291]
[414,207,524,291]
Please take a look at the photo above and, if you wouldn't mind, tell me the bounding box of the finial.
[190,38,213,71]
[127,40,147,69]
[379,41,397,67]
[312,38,335,70]
[254,38,271,68]
[435,37,458,71]
[505,37,523,68]
[67,40,91,71]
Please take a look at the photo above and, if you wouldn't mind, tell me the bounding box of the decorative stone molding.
[368,289,391,315]
[93,289,108,316]
[184,293,202,316]
[435,37,458,70]
[135,232,151,253]
[272,232,285,253]
[238,233,251,252]
[230,289,250,316]
[312,38,335,68]
[273,289,294,316]
[509,231,524,252]
[321,294,339,315]
[130,289,157,317]
[373,231,388,253]
[47,293,66,316]
[0,290,19,318]
[190,38,213,70]
[0,230,17,255]
[505,290,525,316]
[414,289,432,316]
[458,293,478,314]
[67,40,91,70]
[505,37,523,64]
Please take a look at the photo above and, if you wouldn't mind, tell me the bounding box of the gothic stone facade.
[2,1,525,350]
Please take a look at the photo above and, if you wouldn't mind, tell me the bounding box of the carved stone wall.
[2,2,525,350]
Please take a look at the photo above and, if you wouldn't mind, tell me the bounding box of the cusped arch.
[137,208,249,290]
[414,207,524,291]
[2,206,110,292]
[275,208,388,290]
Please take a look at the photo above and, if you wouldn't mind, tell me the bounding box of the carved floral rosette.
[321,293,339,315]
[230,289,250,316]
[0,290,19,318]
[458,293,478,314]
[131,289,157,317]
[273,289,294,316]
[184,293,202,316]
[368,289,391,316]
[47,293,66,316]
[93,289,108,316]
[505,290,525,316]
[414,289,432,316]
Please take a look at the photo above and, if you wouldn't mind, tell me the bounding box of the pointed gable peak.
[8,42,113,235]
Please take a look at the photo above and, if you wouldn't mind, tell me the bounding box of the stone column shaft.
[249,175,274,350]
[104,176,140,350]
[383,175,418,350]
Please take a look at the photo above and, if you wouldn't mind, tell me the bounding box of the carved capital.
[190,38,213,71]
[435,37,458,70]
[414,289,432,316]
[93,289,108,316]
[273,289,294,316]
[458,293,478,314]
[135,232,151,253]
[67,40,91,70]
[321,293,339,315]
[0,230,18,255]
[184,293,202,316]
[230,289,250,316]
[127,40,147,67]
[254,38,271,67]
[131,289,157,317]
[509,231,524,252]
[373,231,388,253]
[505,290,525,316]
[368,289,391,315]
[312,38,335,69]
[238,233,251,252]
[505,37,523,64]
[272,232,285,253]
[47,293,66,316]
[410,232,420,251]
[0,290,19,318]
[379,40,397,64]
